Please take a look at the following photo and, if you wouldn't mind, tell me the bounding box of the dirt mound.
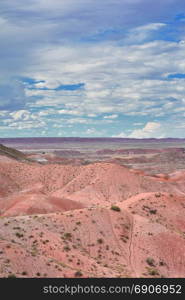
[0,194,185,278]
[0,192,84,217]
[1,148,185,278]
[52,163,175,206]
[0,159,183,216]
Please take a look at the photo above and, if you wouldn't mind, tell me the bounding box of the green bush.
[111,205,121,212]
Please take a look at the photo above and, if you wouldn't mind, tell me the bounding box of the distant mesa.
[0,144,29,162]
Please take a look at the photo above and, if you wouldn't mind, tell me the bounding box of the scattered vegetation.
[7,274,17,278]
[15,232,24,238]
[63,246,71,252]
[64,233,72,240]
[149,209,157,215]
[159,260,166,266]
[22,271,28,276]
[74,270,83,277]
[111,205,121,212]
[97,238,104,244]
[147,268,159,276]
[146,257,155,267]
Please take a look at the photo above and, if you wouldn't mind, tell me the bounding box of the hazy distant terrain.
[1,137,185,174]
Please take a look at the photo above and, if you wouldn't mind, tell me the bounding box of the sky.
[0,0,185,138]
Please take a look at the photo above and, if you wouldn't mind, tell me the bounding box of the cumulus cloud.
[1,0,185,137]
[10,110,32,120]
[114,122,163,138]
[128,122,162,138]
[26,38,185,120]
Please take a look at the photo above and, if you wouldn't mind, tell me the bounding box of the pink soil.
[0,155,185,277]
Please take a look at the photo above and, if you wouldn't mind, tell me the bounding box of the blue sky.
[0,0,185,138]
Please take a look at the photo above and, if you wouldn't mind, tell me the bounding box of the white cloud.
[24,36,185,121]
[104,114,118,119]
[113,132,127,138]
[128,122,162,138]
[114,122,164,138]
[58,109,82,116]
[10,110,31,120]
[133,122,144,126]
[86,128,96,135]
[124,23,166,44]
[85,127,106,136]
[66,118,90,124]
[8,120,46,130]
[0,111,8,117]
[1,0,185,137]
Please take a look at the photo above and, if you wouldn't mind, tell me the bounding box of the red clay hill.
[0,144,185,278]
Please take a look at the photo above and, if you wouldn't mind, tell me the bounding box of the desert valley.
[0,138,185,278]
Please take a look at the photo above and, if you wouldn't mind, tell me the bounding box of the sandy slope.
[0,192,185,278]
[0,155,185,278]
[1,157,183,216]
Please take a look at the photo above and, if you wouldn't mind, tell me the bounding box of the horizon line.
[0,137,185,140]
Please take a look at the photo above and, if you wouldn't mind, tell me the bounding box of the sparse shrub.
[64,233,72,239]
[74,270,83,277]
[7,274,17,278]
[15,232,24,238]
[111,205,121,212]
[146,257,155,267]
[22,271,27,276]
[148,268,159,276]
[159,260,166,266]
[149,209,157,215]
[63,246,71,252]
[97,238,104,244]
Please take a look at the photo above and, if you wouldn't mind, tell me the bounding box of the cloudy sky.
[0,0,185,138]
